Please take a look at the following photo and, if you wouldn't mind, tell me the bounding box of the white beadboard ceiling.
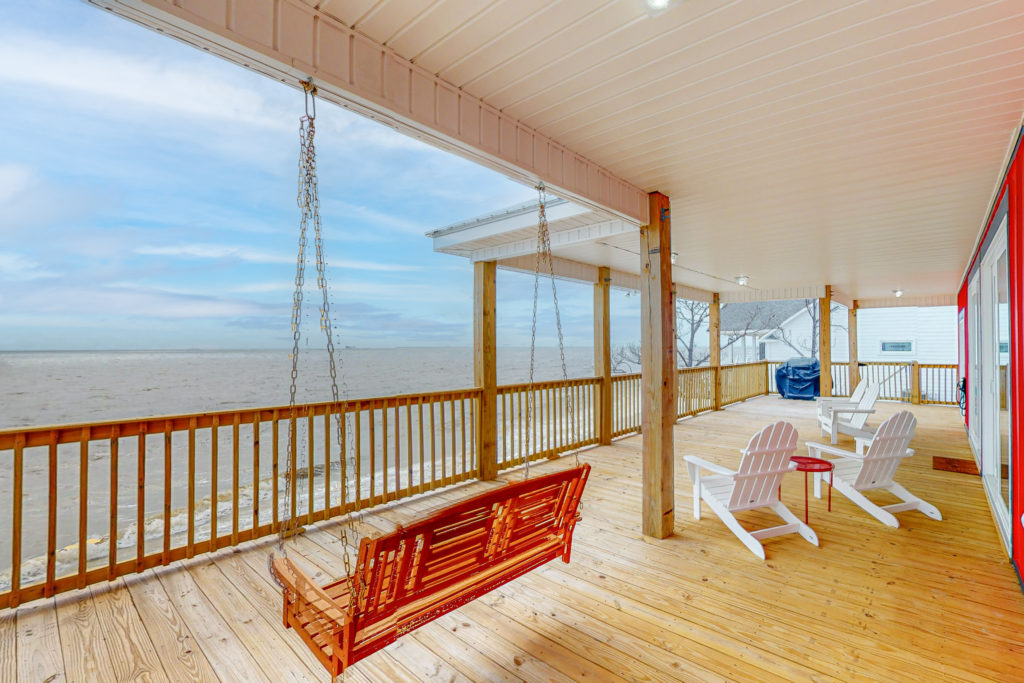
[99,0,1024,303]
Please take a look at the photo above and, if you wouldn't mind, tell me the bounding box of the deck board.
[14,600,64,683]
[5,397,1024,681]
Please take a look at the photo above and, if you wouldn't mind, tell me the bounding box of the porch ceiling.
[94,0,1024,304]
[303,0,1024,303]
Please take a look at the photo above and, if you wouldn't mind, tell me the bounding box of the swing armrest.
[272,555,352,627]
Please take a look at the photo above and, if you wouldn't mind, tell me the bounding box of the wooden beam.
[709,293,722,410]
[594,267,612,445]
[848,301,860,389]
[640,192,676,539]
[474,261,497,480]
[820,286,832,398]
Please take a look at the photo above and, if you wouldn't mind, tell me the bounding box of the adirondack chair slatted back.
[854,411,916,490]
[729,421,798,511]
[846,383,880,429]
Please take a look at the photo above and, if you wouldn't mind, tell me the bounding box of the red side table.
[789,456,834,524]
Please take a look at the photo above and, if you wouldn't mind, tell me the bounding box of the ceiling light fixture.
[892,289,904,298]
[644,0,677,14]
[735,275,749,286]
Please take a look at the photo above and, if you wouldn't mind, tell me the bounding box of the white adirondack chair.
[807,410,941,528]
[684,421,818,559]
[816,381,880,446]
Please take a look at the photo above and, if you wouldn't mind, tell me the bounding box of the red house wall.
[1008,154,1024,570]
[960,135,1024,574]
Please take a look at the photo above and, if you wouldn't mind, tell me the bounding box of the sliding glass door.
[980,218,1013,550]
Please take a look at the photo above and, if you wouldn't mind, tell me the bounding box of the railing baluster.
[187,417,195,559]
[232,414,240,546]
[417,397,425,493]
[269,411,276,531]
[162,422,171,567]
[395,400,402,496]
[340,404,348,512]
[460,396,466,479]
[46,432,57,596]
[382,398,389,501]
[79,426,90,587]
[307,406,315,524]
[109,426,120,578]
[253,411,261,531]
[355,402,363,505]
[12,434,24,607]
[405,399,413,494]
[449,395,456,481]
[212,415,220,545]
[440,396,448,484]
[136,428,146,572]
[323,408,331,515]
[369,402,376,505]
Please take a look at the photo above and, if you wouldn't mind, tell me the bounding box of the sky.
[0,0,641,351]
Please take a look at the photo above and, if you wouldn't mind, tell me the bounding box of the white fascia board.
[432,200,589,250]
[857,295,956,308]
[720,285,826,303]
[470,219,637,262]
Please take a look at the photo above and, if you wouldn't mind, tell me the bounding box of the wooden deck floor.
[3,396,1023,682]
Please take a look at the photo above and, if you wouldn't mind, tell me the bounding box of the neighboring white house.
[720,301,958,364]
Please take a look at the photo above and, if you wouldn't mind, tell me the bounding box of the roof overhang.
[87,0,1024,308]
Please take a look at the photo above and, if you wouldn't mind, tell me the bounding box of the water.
[0,347,595,590]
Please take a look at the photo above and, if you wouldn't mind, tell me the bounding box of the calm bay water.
[0,348,595,590]
[0,347,595,429]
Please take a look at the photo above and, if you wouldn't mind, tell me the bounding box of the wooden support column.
[848,301,860,389]
[819,285,833,398]
[911,361,922,404]
[640,192,676,539]
[474,261,497,480]
[709,293,722,410]
[594,266,612,445]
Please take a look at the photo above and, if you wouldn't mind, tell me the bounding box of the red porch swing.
[269,81,589,678]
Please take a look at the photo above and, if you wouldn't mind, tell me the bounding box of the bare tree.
[770,300,847,357]
[611,299,792,373]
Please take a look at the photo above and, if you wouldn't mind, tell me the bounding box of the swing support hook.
[301,79,318,119]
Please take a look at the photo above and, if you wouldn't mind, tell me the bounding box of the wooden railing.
[720,362,768,406]
[611,373,641,437]
[767,361,958,405]
[496,378,599,468]
[678,367,716,417]
[0,389,480,609]
[1,359,961,608]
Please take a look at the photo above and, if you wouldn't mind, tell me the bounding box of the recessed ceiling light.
[735,275,749,286]
[645,0,677,13]
[892,289,904,298]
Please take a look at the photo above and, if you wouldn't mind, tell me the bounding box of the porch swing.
[269,81,590,678]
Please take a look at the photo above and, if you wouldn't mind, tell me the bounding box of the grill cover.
[775,357,820,400]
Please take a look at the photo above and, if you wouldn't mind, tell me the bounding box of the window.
[880,340,914,353]
[999,341,1009,354]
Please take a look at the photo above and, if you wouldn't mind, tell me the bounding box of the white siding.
[856,306,957,364]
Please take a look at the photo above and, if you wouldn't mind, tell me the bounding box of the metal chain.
[525,184,580,480]
[274,81,364,613]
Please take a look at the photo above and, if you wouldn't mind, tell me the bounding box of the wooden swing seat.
[270,464,590,676]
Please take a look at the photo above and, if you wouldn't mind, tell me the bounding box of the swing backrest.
[353,464,590,628]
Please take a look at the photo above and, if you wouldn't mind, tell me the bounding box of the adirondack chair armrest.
[805,441,865,460]
[832,407,875,416]
[682,455,735,476]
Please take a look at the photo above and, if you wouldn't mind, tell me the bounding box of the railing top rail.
[0,387,483,449]
[919,363,958,368]
[496,376,601,393]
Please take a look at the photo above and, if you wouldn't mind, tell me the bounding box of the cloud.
[0,252,56,280]
[135,244,293,264]
[0,35,288,131]
[0,163,35,204]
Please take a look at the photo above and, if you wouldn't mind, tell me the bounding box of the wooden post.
[474,260,498,480]
[911,361,921,404]
[594,266,613,445]
[640,192,676,539]
[819,285,832,398]
[709,293,722,410]
[848,301,859,390]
